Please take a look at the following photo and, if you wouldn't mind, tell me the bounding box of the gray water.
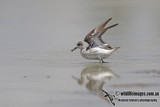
[0,0,160,107]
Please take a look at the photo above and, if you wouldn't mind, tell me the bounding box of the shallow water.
[0,0,160,107]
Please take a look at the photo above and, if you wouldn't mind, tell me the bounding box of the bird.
[102,89,116,106]
[71,18,120,63]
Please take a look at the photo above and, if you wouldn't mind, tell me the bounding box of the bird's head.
[71,41,84,52]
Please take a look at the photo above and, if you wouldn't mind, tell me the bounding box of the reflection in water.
[72,63,118,103]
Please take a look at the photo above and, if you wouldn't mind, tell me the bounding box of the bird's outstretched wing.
[84,18,118,49]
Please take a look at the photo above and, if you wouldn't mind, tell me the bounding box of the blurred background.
[1,0,160,53]
[0,0,160,107]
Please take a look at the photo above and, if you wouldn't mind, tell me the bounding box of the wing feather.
[84,18,118,49]
[84,18,112,44]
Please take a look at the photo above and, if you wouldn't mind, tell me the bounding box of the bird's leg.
[98,58,102,63]
[98,57,105,63]
[101,59,105,63]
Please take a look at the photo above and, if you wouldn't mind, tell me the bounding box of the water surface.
[0,0,160,107]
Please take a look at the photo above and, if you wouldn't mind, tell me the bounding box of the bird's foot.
[99,59,106,63]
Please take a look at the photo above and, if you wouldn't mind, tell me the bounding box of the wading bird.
[71,18,120,63]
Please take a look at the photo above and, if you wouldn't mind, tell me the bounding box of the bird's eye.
[78,44,80,46]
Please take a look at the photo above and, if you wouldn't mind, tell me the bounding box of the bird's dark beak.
[71,47,77,52]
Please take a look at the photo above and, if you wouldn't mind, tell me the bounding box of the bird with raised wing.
[71,18,120,63]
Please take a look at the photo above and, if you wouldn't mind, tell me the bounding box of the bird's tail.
[113,47,120,51]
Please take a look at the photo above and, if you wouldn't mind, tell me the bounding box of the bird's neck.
[79,47,85,54]
[79,46,85,51]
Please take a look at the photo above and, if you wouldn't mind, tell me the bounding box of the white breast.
[80,47,114,60]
